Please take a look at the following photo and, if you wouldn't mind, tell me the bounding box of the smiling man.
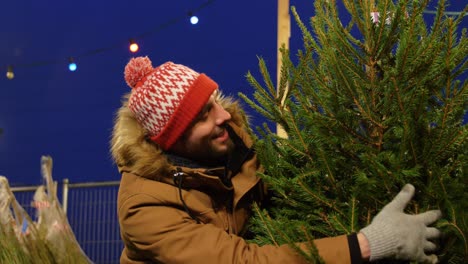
[111,56,441,264]
[170,90,234,165]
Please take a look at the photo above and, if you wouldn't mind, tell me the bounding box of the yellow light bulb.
[129,42,139,53]
[6,66,14,80]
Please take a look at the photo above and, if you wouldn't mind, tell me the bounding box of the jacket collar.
[163,123,256,193]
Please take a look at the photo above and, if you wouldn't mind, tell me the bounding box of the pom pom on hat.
[124,56,154,88]
[124,57,218,150]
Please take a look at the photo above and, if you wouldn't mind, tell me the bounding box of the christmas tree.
[240,0,467,263]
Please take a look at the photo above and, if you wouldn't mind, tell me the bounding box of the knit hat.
[124,57,218,150]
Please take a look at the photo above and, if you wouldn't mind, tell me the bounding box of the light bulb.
[129,40,139,53]
[69,63,77,71]
[6,66,14,79]
[190,15,199,25]
[68,58,77,72]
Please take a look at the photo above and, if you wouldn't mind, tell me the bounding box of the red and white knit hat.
[124,56,218,150]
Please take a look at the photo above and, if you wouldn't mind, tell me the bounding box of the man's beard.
[197,137,234,167]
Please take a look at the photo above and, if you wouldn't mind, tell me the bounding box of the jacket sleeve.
[119,193,355,264]
[313,235,357,264]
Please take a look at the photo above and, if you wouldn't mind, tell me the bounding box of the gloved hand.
[360,184,441,263]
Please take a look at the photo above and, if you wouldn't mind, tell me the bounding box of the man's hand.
[357,232,370,261]
[359,184,441,263]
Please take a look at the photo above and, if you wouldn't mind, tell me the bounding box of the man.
[111,56,441,263]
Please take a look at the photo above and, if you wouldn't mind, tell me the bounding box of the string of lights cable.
[1,0,216,79]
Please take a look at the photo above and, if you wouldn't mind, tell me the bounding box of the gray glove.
[360,184,442,263]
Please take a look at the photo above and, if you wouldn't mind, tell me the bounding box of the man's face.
[170,91,234,164]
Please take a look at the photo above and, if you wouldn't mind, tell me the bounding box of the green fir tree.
[240,0,467,263]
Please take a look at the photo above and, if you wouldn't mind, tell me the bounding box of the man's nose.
[214,103,231,125]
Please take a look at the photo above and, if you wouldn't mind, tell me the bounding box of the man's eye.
[200,114,209,121]
[193,104,211,123]
[200,105,213,120]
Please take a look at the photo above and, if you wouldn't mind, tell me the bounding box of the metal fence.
[11,179,123,264]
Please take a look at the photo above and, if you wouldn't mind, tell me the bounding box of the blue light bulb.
[69,62,77,72]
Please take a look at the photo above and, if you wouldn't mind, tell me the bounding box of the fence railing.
[11,179,123,264]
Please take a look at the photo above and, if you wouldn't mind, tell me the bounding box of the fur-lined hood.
[110,92,251,178]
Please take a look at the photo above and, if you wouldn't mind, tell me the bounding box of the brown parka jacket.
[111,94,357,264]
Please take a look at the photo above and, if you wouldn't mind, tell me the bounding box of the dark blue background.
[0,1,466,186]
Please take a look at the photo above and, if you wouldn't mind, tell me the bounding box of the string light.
[1,0,463,81]
[188,12,199,25]
[0,0,215,78]
[6,65,14,80]
[68,58,77,72]
[129,39,139,53]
